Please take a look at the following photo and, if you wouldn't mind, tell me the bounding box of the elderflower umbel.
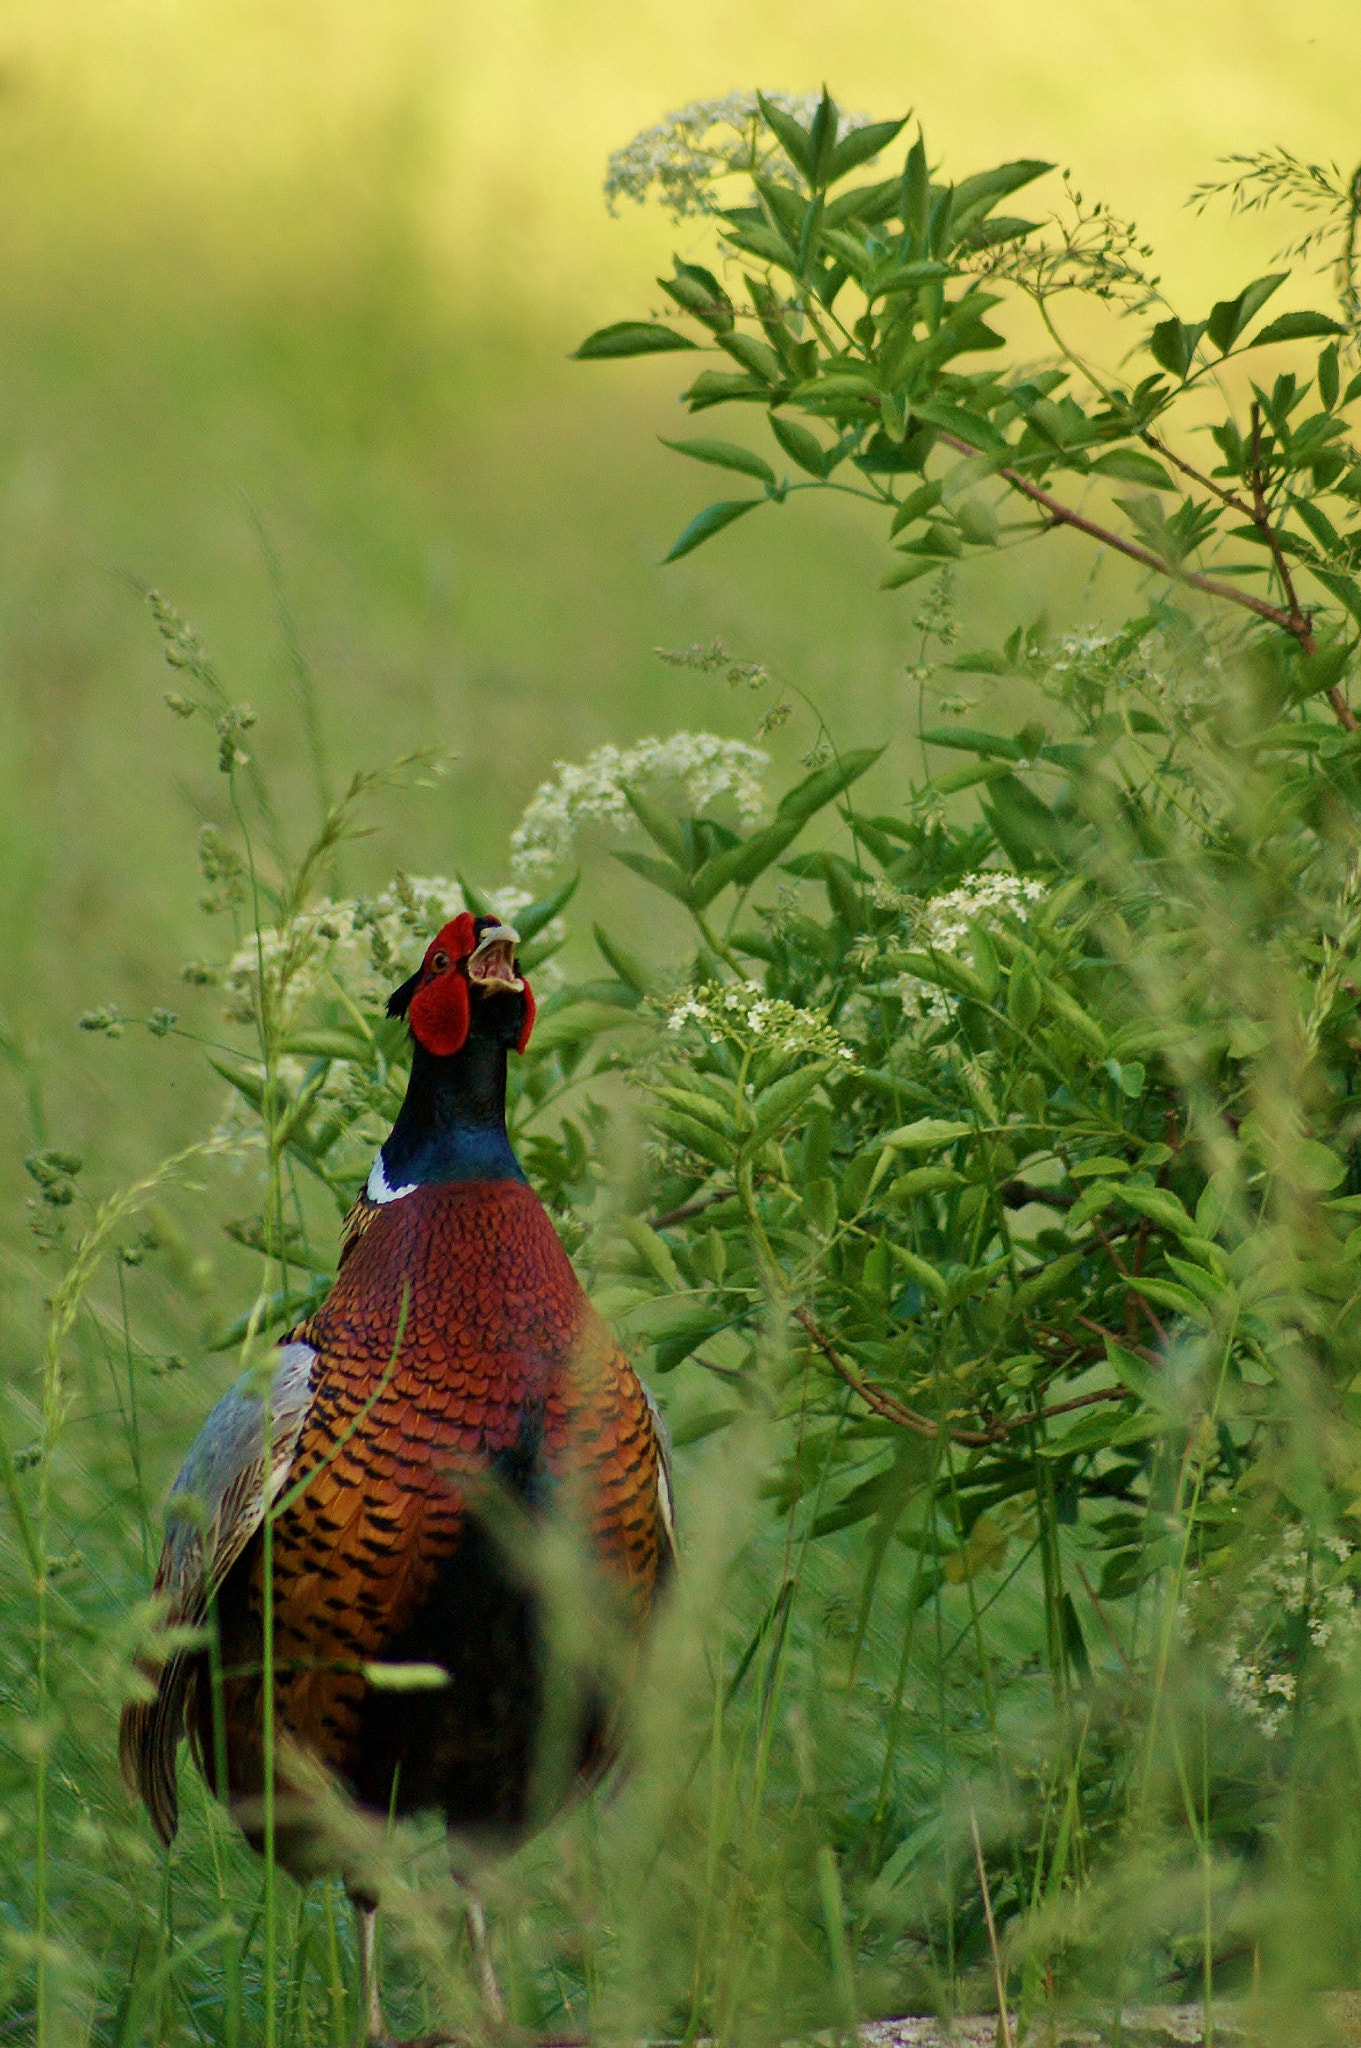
[604,91,875,219]
[1191,1525,1361,1740]
[666,980,855,1065]
[897,872,1047,1023]
[510,733,769,882]
[222,874,544,1029]
[212,874,547,1169]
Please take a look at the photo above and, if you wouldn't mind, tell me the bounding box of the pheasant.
[120,911,675,2044]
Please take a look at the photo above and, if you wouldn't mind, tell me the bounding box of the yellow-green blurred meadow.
[5,9,1361,2043]
[1,0,1356,1183]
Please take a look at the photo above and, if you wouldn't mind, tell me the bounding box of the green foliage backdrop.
[8,54,1361,2048]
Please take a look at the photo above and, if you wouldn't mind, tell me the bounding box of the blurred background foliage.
[1,0,1359,1189]
[4,9,1361,2041]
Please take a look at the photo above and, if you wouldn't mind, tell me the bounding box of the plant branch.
[933,427,1358,730]
[795,1307,1129,1447]
[1139,429,1254,520]
[1248,399,1324,661]
[650,1190,733,1231]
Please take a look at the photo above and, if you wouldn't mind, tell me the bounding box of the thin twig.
[1140,428,1254,521]
[1074,1559,1134,1675]
[1250,400,1312,643]
[648,1190,733,1231]
[1073,1311,1158,1362]
[969,1805,1014,2048]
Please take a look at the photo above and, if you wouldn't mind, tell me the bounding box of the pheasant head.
[386,912,535,1059]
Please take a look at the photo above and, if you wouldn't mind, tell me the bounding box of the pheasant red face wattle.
[403,913,534,1058]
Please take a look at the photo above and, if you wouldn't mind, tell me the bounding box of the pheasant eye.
[431,951,449,972]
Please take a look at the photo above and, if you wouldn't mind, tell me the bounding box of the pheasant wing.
[119,1340,316,1842]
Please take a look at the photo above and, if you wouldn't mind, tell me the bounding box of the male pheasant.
[120,912,674,2043]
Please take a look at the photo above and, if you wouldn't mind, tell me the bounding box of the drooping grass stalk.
[116,1261,151,1578]
[815,1843,857,2035]
[29,1144,205,2042]
[322,1879,347,2048]
[206,1588,243,2048]
[262,1458,278,2048]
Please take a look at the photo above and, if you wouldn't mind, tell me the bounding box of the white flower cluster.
[222,874,541,1028]
[897,872,1047,1023]
[666,979,855,1064]
[1202,1525,1361,1740]
[604,91,873,217]
[212,874,548,1170]
[1049,627,1171,710]
[510,733,769,882]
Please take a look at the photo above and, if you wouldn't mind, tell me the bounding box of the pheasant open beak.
[467,924,523,994]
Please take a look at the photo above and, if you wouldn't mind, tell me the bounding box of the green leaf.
[594,923,652,993]
[1294,498,1341,552]
[659,261,734,334]
[753,1066,827,1138]
[621,783,687,863]
[574,321,700,360]
[953,494,1000,546]
[530,999,638,1053]
[651,1083,738,1133]
[777,745,884,823]
[663,498,764,563]
[208,1275,330,1352]
[826,115,908,183]
[1148,318,1206,381]
[1036,974,1106,1053]
[920,724,1024,759]
[900,134,930,255]
[1205,272,1288,353]
[684,370,771,411]
[687,746,883,904]
[627,1294,729,1362]
[824,177,900,229]
[620,1218,683,1291]
[1090,449,1176,491]
[948,159,1054,217]
[1126,1275,1211,1324]
[208,1053,266,1114]
[362,1661,451,1692]
[983,774,1072,868]
[889,949,991,1001]
[881,557,939,590]
[868,258,951,299]
[1011,1252,1083,1310]
[722,221,800,273]
[647,1108,735,1171]
[1006,957,1042,1032]
[758,93,814,180]
[611,848,695,906]
[882,1117,973,1152]
[888,1166,965,1200]
[1250,310,1346,346]
[719,332,785,384]
[1114,1184,1200,1241]
[1070,1156,1130,1181]
[280,1026,372,1062]
[888,1244,951,1305]
[514,870,579,942]
[770,412,831,476]
[1308,567,1361,624]
[912,398,1009,456]
[661,436,775,484]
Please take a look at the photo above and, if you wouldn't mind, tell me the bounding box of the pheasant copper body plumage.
[120,912,674,2044]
